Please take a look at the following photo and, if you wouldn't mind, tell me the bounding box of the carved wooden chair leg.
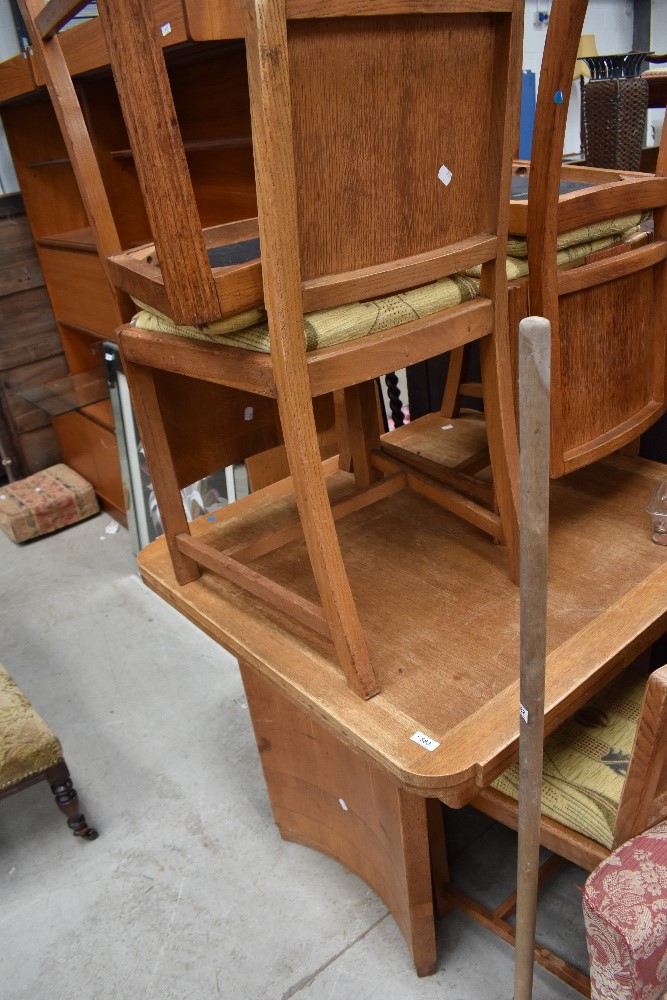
[46,762,98,841]
[384,372,405,428]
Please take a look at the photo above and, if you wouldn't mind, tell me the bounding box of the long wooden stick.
[514,316,551,1000]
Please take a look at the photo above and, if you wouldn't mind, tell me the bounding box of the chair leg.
[45,762,98,841]
[120,357,200,584]
[440,345,468,418]
[275,386,379,698]
[343,380,383,489]
[479,331,520,584]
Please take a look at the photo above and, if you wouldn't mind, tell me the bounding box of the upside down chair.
[22,0,527,697]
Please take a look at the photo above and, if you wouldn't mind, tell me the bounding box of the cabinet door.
[52,410,124,513]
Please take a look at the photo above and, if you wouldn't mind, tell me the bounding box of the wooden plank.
[563,401,664,470]
[0,215,46,296]
[473,786,607,871]
[118,325,278,398]
[39,247,124,335]
[305,299,494,397]
[301,235,498,313]
[29,0,189,83]
[557,240,667,296]
[554,177,667,232]
[37,226,96,252]
[285,0,514,15]
[176,533,331,638]
[288,12,503,281]
[405,468,502,539]
[35,0,92,40]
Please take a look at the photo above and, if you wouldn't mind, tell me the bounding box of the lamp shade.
[574,34,598,79]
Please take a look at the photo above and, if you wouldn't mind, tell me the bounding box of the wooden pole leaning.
[514,316,551,1000]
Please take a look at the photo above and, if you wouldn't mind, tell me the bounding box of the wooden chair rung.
[379,439,494,505]
[35,0,91,39]
[175,533,330,638]
[445,887,591,996]
[224,473,407,564]
[372,451,502,539]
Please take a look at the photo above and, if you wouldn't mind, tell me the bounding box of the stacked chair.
[432,0,667,992]
[21,0,526,699]
[384,0,667,499]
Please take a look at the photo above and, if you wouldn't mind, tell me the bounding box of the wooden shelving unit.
[0,5,257,516]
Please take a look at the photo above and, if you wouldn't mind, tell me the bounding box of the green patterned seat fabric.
[131,273,480,351]
[466,212,649,281]
[492,667,649,849]
[0,664,62,791]
[506,211,649,258]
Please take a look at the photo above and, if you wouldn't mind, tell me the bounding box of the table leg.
[239,661,442,976]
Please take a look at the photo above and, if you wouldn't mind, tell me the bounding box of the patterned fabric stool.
[583,820,667,1000]
[0,463,99,543]
[0,663,97,840]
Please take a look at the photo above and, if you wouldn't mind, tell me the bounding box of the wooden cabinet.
[0,5,257,516]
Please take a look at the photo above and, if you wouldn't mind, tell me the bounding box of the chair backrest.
[613,663,667,849]
[258,8,513,282]
[243,0,523,319]
[473,661,667,872]
[527,0,667,476]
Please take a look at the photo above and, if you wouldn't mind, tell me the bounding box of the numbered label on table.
[411,731,440,752]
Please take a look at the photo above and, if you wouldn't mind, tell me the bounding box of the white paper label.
[244,407,254,421]
[438,164,453,186]
[520,703,529,723]
[161,22,172,36]
[411,731,440,752]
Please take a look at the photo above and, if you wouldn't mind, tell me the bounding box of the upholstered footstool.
[0,463,99,543]
[0,663,97,840]
[583,820,667,1000]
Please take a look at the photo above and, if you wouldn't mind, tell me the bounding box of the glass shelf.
[17,368,110,417]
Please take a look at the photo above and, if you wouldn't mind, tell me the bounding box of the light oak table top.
[138,451,667,806]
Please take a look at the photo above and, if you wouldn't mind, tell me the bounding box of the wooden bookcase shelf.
[109,136,252,159]
[37,228,96,251]
[0,5,258,516]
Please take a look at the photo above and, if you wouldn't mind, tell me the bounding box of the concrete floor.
[0,512,587,999]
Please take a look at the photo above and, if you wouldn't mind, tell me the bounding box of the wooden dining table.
[137,438,667,976]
